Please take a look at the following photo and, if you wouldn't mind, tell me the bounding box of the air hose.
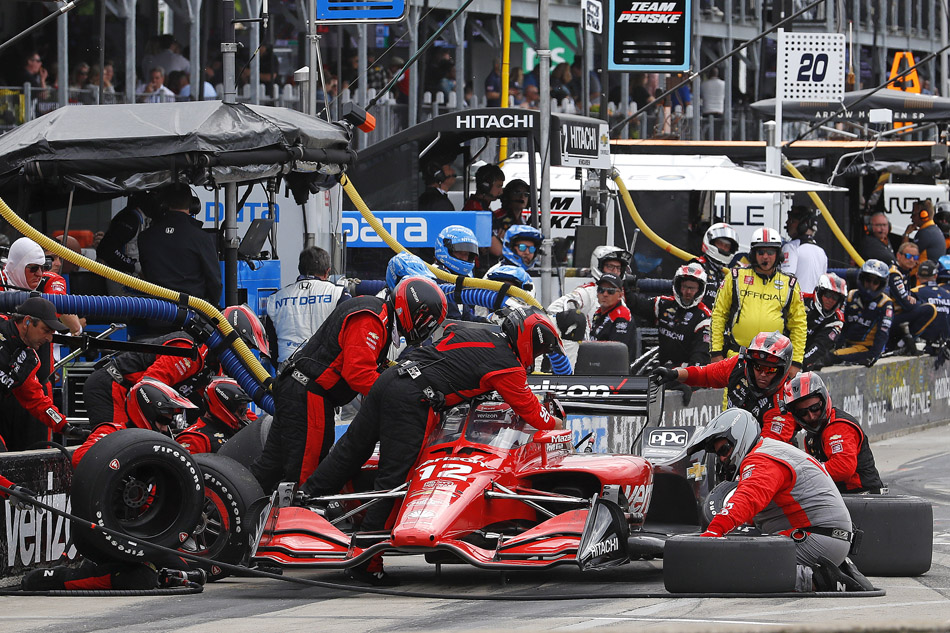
[340,175,542,310]
[208,329,275,412]
[782,158,865,267]
[611,170,696,262]
[0,196,271,392]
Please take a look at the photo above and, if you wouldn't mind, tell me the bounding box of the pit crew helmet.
[702,222,739,266]
[222,304,270,361]
[501,225,543,271]
[486,265,534,292]
[391,276,448,345]
[672,262,708,309]
[204,377,253,431]
[857,258,889,302]
[500,305,564,368]
[741,331,793,396]
[434,225,479,277]
[783,371,832,435]
[385,251,437,291]
[686,408,760,482]
[590,245,632,281]
[813,273,847,317]
[127,378,197,436]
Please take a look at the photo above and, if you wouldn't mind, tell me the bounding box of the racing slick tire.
[218,415,273,469]
[843,494,933,576]
[663,535,797,593]
[71,429,205,565]
[699,482,762,535]
[183,454,266,581]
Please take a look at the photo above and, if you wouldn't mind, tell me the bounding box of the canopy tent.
[750,88,950,123]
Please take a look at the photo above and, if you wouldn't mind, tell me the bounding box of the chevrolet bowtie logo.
[686,462,707,481]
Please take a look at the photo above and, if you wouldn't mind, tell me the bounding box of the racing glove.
[5,486,38,512]
[62,423,91,441]
[650,366,680,386]
[700,529,723,538]
[555,310,586,341]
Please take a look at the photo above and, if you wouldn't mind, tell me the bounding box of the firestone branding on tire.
[152,444,202,490]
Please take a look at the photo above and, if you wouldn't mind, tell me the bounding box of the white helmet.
[813,273,847,317]
[749,227,783,251]
[702,223,739,266]
[673,262,708,309]
[590,245,632,281]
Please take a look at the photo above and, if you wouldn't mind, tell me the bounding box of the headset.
[864,211,891,236]
[423,162,449,186]
[475,165,504,195]
[158,183,201,216]
[915,199,933,222]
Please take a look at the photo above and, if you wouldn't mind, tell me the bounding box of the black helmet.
[686,408,760,482]
[204,377,253,431]
[500,305,565,368]
[127,378,197,436]
[783,371,832,435]
[741,331,793,396]
[391,276,448,345]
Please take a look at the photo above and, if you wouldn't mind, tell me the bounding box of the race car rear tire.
[663,535,797,593]
[218,415,273,469]
[183,454,265,581]
[844,494,933,576]
[71,429,204,565]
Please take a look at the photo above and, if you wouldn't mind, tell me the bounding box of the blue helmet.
[502,224,543,271]
[434,225,479,277]
[938,255,950,283]
[386,252,436,290]
[486,265,534,292]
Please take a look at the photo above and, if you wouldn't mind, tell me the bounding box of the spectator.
[921,79,934,95]
[700,67,725,116]
[832,259,893,366]
[802,273,846,370]
[137,66,175,103]
[142,34,190,77]
[589,273,633,363]
[68,62,90,103]
[265,246,348,369]
[691,222,739,307]
[81,64,116,104]
[138,184,222,305]
[781,205,828,294]
[567,58,601,107]
[521,84,540,109]
[906,199,947,262]
[437,59,456,101]
[368,55,401,92]
[490,179,530,257]
[20,51,48,91]
[909,259,950,345]
[857,211,896,265]
[670,72,691,110]
[550,62,573,103]
[462,164,504,212]
[710,227,806,373]
[630,72,654,110]
[418,162,457,211]
[484,58,502,107]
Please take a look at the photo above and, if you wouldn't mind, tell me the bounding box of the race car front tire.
[843,494,932,576]
[663,534,797,594]
[71,428,205,565]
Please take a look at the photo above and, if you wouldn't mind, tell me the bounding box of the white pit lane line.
[556,617,787,628]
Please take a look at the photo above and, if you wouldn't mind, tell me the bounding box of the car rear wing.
[527,375,663,423]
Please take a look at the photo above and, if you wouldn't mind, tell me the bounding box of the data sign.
[607,0,691,72]
[778,31,845,101]
[315,0,407,24]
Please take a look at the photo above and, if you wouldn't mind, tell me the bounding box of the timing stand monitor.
[238,218,275,260]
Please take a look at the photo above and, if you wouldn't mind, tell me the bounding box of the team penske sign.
[607,0,691,71]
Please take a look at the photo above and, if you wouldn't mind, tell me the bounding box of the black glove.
[650,366,680,386]
[8,486,37,511]
[62,423,91,441]
[555,309,587,342]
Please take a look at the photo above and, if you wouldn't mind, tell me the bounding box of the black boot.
[346,559,400,587]
[158,568,207,588]
[812,556,873,592]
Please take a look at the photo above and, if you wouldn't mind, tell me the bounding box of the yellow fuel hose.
[612,169,696,262]
[341,175,543,309]
[0,195,272,390]
[782,157,864,267]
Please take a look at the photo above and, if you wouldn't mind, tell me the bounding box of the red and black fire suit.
[82,332,210,426]
[833,290,894,366]
[803,409,885,494]
[176,417,237,454]
[802,296,844,370]
[301,322,555,533]
[590,302,635,363]
[681,355,795,441]
[251,296,393,492]
[628,293,710,366]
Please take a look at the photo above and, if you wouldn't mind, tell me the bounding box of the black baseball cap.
[16,297,68,332]
[598,273,623,289]
[918,259,939,278]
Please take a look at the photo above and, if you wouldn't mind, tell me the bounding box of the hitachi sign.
[456,113,534,130]
[567,125,599,154]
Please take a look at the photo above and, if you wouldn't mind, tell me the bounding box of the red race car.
[251,397,656,572]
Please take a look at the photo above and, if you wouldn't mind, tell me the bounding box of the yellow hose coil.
[612,169,696,262]
[0,195,272,390]
[782,157,864,267]
[341,175,543,309]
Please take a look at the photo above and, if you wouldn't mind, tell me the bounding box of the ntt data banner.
[341,211,492,248]
[608,0,692,72]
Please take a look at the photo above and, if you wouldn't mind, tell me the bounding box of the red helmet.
[222,304,270,360]
[127,378,197,436]
[783,371,832,434]
[391,276,448,345]
[741,331,793,396]
[500,305,565,368]
[204,377,253,430]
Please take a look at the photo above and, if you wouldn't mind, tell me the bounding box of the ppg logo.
[648,429,688,447]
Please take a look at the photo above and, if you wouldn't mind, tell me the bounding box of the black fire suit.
[689,255,724,308]
[301,323,554,532]
[804,408,885,494]
[802,296,844,370]
[589,303,635,363]
[138,210,222,306]
[833,290,894,366]
[629,294,710,366]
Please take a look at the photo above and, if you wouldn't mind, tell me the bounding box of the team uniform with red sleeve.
[301,322,553,532]
[681,355,794,441]
[251,296,393,492]
[803,409,884,493]
[176,417,235,454]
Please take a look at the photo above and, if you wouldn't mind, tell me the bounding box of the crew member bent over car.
[783,372,885,494]
[299,306,565,586]
[691,409,873,593]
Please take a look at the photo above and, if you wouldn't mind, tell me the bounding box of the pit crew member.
[433,225,484,322]
[176,377,253,454]
[588,273,633,362]
[831,259,894,366]
[802,273,846,370]
[690,222,739,307]
[781,205,828,294]
[910,259,950,344]
[485,224,542,276]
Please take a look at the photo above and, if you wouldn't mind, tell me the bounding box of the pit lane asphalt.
[3,425,950,633]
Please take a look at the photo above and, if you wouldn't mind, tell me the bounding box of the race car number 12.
[418,463,473,480]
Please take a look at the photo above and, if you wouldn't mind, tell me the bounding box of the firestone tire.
[183,454,265,581]
[71,428,204,565]
[217,415,272,469]
[844,494,933,576]
[663,535,797,594]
